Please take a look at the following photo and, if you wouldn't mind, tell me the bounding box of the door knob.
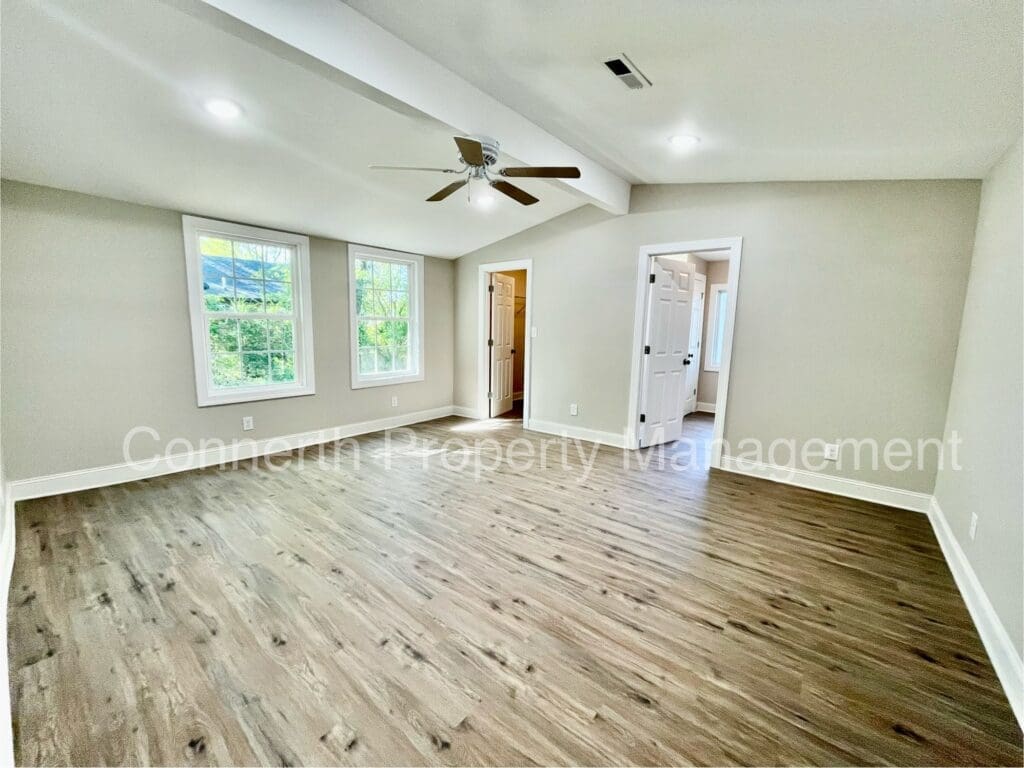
[683,359,691,365]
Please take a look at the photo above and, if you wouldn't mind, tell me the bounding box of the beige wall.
[455,180,980,493]
[697,259,730,405]
[934,139,1023,657]
[0,181,455,480]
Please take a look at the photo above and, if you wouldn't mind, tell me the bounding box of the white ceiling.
[345,0,1023,184]
[0,0,584,257]
[3,1,1020,260]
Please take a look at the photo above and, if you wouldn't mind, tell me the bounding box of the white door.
[683,273,706,415]
[638,257,694,448]
[489,273,515,417]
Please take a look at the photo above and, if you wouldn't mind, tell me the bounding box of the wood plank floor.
[7,414,1022,766]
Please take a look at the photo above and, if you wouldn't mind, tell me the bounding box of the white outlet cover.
[824,443,840,461]
[969,512,979,540]
[242,416,254,431]
[569,403,578,416]
[391,396,399,407]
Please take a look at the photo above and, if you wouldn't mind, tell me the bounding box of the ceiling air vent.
[603,54,652,90]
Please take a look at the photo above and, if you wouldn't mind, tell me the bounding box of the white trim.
[182,215,316,407]
[704,282,728,372]
[347,244,425,389]
[7,407,456,502]
[452,405,484,419]
[526,419,626,449]
[717,454,932,513]
[696,401,717,413]
[477,260,533,426]
[0,489,15,768]
[928,497,1024,728]
[627,237,742,467]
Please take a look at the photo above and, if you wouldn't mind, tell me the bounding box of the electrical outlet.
[569,403,579,417]
[823,442,839,461]
[242,416,254,431]
[391,396,399,408]
[969,512,979,540]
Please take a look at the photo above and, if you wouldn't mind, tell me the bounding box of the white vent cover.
[603,54,652,90]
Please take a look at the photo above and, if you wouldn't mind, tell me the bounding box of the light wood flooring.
[7,414,1022,765]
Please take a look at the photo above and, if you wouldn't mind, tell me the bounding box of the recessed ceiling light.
[204,97,242,121]
[669,134,700,149]
[474,191,496,209]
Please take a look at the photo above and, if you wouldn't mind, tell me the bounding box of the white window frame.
[182,215,316,407]
[347,243,425,389]
[705,283,729,372]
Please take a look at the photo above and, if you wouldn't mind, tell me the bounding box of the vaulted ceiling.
[2,0,1020,257]
[346,0,1023,184]
[0,0,590,257]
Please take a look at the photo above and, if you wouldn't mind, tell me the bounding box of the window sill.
[198,383,315,407]
[351,371,424,390]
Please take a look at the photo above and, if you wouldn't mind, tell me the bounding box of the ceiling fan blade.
[454,136,485,166]
[500,166,581,179]
[491,180,539,206]
[426,179,468,202]
[369,165,459,173]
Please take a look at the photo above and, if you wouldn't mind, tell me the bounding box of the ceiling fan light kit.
[370,135,581,206]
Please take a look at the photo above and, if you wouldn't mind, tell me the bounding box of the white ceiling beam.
[198,0,631,214]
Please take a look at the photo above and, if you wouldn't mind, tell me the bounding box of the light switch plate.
[242,416,254,431]
[824,443,839,461]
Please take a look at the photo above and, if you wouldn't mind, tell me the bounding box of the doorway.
[626,238,742,467]
[684,272,707,416]
[477,260,532,423]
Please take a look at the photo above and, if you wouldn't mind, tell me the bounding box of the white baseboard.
[452,405,484,419]
[8,406,456,502]
[718,455,932,513]
[526,419,627,449]
[696,401,717,413]
[1,490,15,768]
[928,497,1023,728]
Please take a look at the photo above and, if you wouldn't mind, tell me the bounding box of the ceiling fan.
[370,136,580,206]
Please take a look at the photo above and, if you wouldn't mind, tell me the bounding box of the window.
[348,244,424,388]
[182,216,315,407]
[705,283,729,372]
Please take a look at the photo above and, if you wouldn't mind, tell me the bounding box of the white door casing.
[683,273,706,415]
[638,257,695,447]
[489,272,515,417]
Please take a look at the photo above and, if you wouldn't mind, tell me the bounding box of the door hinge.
[649,274,656,284]
[643,345,651,355]
[639,414,646,423]
[487,338,494,347]
[487,391,493,398]
[488,284,495,293]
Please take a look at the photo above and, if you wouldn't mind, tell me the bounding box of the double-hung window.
[183,216,315,406]
[348,244,424,388]
[704,283,729,372]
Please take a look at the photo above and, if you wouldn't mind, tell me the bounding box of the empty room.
[1,1,1022,766]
